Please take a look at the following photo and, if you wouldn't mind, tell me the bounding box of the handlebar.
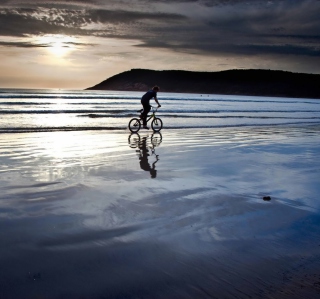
[151,105,161,111]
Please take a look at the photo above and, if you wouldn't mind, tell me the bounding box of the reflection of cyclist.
[139,137,159,178]
[141,86,161,130]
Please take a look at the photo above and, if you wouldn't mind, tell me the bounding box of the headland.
[86,69,320,99]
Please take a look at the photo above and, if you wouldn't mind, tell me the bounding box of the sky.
[0,0,319,89]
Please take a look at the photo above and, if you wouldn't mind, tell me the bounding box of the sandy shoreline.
[0,126,320,298]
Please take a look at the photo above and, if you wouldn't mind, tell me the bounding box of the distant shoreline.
[86,69,320,99]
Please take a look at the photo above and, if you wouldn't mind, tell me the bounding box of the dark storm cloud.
[136,40,320,58]
[139,0,284,8]
[139,0,262,3]
[87,10,186,24]
[130,0,320,59]
[0,0,320,60]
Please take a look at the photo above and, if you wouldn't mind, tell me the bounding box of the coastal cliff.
[86,69,320,99]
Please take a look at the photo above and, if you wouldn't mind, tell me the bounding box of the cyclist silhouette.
[140,86,161,129]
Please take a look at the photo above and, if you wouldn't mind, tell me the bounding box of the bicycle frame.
[145,107,158,124]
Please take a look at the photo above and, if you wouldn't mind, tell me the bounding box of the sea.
[1,89,320,132]
[1,89,320,298]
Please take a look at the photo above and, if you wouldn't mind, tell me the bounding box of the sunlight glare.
[35,34,76,58]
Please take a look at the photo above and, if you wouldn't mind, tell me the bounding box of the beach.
[1,125,320,298]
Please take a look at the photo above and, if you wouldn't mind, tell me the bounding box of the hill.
[86,69,320,99]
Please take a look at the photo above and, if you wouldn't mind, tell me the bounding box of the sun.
[35,34,76,58]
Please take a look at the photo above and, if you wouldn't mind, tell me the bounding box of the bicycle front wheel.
[151,117,163,132]
[151,132,162,147]
[128,118,141,133]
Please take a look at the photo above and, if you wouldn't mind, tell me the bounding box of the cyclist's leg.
[141,104,151,127]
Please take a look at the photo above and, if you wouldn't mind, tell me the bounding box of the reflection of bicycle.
[150,132,162,148]
[128,106,163,133]
[127,133,162,179]
[128,132,162,149]
[128,133,140,148]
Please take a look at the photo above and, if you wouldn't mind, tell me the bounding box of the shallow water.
[1,125,320,298]
[1,89,320,132]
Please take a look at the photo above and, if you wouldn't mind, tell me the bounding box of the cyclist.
[140,86,161,129]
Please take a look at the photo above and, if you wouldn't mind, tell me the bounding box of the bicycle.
[128,106,163,133]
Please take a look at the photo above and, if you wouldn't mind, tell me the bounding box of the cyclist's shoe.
[143,126,149,130]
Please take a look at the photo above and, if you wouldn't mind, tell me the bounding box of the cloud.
[0,8,86,36]
[0,0,320,70]
[146,0,320,57]
[0,41,46,48]
[0,0,97,7]
[0,7,186,37]
[0,40,94,48]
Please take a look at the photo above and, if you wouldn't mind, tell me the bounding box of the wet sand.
[1,126,320,298]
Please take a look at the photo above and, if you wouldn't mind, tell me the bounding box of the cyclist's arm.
[154,97,161,107]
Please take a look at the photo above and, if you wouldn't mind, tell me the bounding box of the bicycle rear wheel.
[128,118,141,132]
[151,117,163,132]
[128,133,141,148]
